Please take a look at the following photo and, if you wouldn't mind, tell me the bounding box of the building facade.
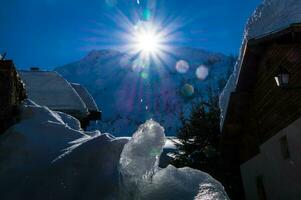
[241,117,301,200]
[221,24,301,200]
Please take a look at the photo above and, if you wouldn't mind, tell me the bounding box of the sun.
[136,32,160,53]
[132,23,163,54]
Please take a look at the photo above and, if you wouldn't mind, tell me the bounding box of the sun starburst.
[85,1,185,72]
[132,22,163,55]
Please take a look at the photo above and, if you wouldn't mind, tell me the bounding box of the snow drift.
[0,100,229,200]
[219,0,301,127]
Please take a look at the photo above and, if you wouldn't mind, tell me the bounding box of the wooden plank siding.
[249,44,301,140]
[222,24,301,163]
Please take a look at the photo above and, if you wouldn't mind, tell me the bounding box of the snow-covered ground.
[0,100,229,200]
[219,0,301,127]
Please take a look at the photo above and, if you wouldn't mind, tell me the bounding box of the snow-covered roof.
[19,70,88,118]
[246,0,301,40]
[219,0,301,129]
[71,83,99,112]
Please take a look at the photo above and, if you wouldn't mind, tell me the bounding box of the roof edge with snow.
[221,23,301,133]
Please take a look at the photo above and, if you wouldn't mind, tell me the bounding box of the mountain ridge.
[55,47,235,136]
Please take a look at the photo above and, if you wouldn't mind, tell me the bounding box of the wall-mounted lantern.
[274,66,289,88]
[274,66,301,90]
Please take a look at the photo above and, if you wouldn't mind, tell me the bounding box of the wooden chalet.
[222,23,301,200]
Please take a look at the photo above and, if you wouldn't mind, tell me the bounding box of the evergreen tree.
[172,55,236,173]
[172,87,221,174]
[171,55,238,198]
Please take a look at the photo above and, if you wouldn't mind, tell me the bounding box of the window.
[256,176,267,200]
[279,135,290,159]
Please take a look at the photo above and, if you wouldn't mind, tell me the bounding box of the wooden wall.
[241,43,301,161]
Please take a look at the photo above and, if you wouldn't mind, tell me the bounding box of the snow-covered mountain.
[55,47,234,136]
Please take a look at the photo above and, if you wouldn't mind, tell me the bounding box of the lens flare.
[196,65,209,80]
[181,84,194,97]
[141,71,149,79]
[176,60,190,73]
[142,9,152,21]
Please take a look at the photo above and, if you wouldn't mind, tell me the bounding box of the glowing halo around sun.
[136,31,159,53]
[123,20,172,71]
[128,21,168,58]
[86,1,186,72]
[133,24,162,54]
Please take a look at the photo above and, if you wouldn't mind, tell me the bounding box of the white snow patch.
[56,111,82,130]
[140,165,229,200]
[164,137,179,149]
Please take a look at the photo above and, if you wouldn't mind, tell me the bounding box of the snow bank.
[119,120,229,200]
[0,100,127,199]
[219,0,301,128]
[0,101,228,200]
[119,120,166,198]
[140,165,229,200]
[56,111,82,130]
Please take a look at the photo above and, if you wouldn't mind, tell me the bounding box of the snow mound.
[0,100,88,164]
[119,120,166,198]
[0,100,127,199]
[120,120,165,181]
[140,165,229,200]
[119,121,229,200]
[56,111,82,130]
[0,101,228,200]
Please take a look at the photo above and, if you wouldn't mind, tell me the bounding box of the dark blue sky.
[0,0,261,69]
